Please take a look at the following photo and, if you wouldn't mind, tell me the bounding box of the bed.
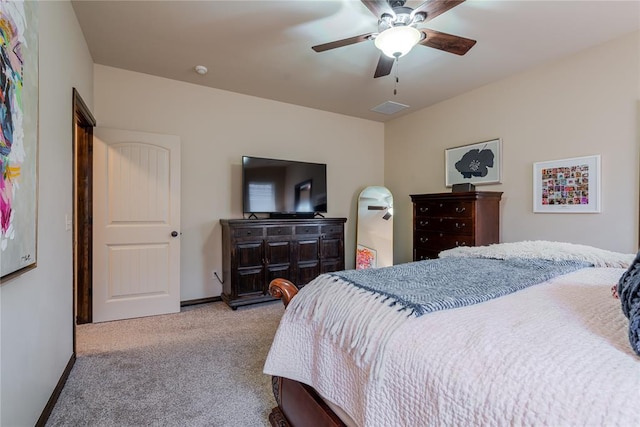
[263,241,640,427]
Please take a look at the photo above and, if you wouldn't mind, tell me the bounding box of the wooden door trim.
[72,88,96,342]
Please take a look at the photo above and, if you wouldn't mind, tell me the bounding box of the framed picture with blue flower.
[445,138,502,187]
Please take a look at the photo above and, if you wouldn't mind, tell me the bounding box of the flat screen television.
[242,156,327,217]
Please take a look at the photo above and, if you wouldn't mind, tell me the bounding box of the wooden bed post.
[269,278,299,308]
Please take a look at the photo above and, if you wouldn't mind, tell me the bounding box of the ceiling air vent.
[370,101,409,115]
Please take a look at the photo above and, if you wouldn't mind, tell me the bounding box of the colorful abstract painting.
[1,0,38,279]
[356,244,377,270]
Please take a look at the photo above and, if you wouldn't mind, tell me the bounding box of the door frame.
[72,88,96,347]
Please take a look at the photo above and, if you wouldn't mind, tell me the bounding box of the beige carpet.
[46,301,285,426]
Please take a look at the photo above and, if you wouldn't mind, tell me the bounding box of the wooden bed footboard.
[270,376,347,427]
[268,278,347,427]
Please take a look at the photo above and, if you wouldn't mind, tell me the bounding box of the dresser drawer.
[415,201,473,218]
[415,217,472,235]
[267,226,292,236]
[414,230,474,249]
[296,225,319,235]
[233,227,264,238]
[321,224,343,235]
[414,248,440,261]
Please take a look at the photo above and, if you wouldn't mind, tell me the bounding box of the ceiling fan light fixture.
[374,25,421,58]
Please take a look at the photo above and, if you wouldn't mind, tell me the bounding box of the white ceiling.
[71,0,640,122]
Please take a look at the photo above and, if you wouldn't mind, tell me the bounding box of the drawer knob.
[455,222,465,229]
[455,241,467,247]
[455,207,466,213]
[420,237,429,243]
[420,207,429,213]
[439,203,443,207]
[420,220,429,226]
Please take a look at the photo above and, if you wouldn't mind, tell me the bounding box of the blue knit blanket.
[330,257,591,317]
[617,251,640,356]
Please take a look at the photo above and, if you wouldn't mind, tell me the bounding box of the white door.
[93,127,181,322]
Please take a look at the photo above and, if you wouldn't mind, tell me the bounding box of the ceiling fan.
[312,0,476,78]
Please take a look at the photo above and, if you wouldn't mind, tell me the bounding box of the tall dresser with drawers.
[410,192,503,261]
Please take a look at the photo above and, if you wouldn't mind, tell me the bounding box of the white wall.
[93,66,385,301]
[0,1,94,425]
[385,31,640,263]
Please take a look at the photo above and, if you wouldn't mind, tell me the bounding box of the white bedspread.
[263,267,640,426]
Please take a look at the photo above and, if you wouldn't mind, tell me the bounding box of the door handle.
[171,231,180,237]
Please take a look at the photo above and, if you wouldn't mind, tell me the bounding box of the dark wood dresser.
[410,192,503,261]
[220,218,346,309]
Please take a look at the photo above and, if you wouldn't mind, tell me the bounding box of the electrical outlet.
[212,270,217,280]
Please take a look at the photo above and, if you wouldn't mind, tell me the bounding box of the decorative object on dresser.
[533,155,601,213]
[452,183,475,193]
[445,138,502,187]
[220,218,346,309]
[410,191,502,261]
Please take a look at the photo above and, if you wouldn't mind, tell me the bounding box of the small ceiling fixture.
[370,100,409,115]
[194,65,208,75]
[374,25,422,58]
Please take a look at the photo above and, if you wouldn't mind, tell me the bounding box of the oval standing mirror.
[356,186,393,269]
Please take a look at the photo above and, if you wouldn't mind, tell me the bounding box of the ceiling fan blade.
[374,54,395,78]
[411,0,465,23]
[367,205,387,210]
[312,32,374,52]
[361,0,396,19]
[418,29,476,55]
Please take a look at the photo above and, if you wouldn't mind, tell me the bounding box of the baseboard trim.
[36,353,76,427]
[180,296,221,307]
